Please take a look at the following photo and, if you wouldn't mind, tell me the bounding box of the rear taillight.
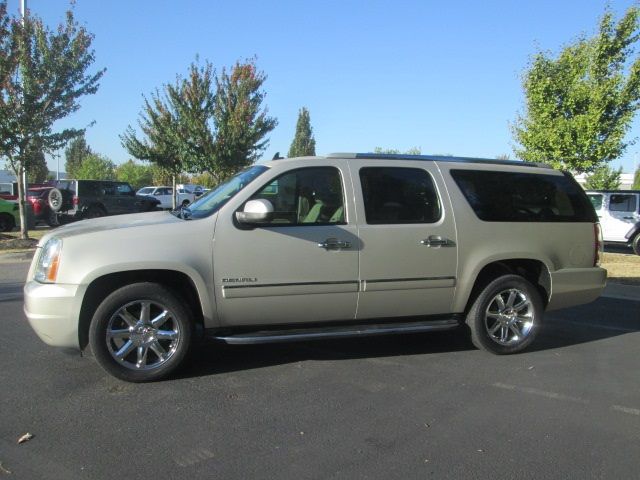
[594,223,604,267]
[72,196,79,206]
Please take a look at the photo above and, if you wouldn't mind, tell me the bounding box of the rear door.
[352,161,458,319]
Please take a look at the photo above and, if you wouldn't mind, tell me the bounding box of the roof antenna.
[272,152,283,160]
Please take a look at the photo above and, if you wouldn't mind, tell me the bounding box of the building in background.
[573,172,635,190]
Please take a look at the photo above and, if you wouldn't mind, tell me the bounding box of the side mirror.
[236,199,274,225]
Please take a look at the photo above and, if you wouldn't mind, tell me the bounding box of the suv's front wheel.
[466,274,543,354]
[89,283,193,382]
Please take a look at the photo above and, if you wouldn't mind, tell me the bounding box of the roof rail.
[325,152,553,169]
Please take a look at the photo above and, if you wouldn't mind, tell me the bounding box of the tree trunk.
[17,164,29,240]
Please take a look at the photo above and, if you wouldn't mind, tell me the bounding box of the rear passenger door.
[352,162,458,319]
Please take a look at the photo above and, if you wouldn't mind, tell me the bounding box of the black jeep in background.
[52,180,161,222]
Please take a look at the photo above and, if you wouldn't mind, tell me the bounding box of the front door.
[352,162,458,319]
[213,165,359,327]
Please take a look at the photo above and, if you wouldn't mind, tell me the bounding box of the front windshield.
[183,165,269,219]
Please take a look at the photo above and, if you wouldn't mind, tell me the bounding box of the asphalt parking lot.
[0,258,639,479]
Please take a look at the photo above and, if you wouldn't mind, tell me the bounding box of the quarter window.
[451,170,596,222]
[359,167,441,224]
[248,167,345,225]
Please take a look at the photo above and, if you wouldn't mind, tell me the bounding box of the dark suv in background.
[52,180,161,221]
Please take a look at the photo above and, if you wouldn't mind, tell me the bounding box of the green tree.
[632,164,640,189]
[513,7,640,173]
[212,59,277,180]
[75,153,115,180]
[26,150,49,183]
[65,134,92,179]
[121,61,215,209]
[115,159,153,190]
[585,164,622,189]
[288,107,316,157]
[0,3,104,238]
[373,147,422,155]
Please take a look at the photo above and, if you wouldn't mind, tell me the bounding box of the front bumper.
[547,267,607,311]
[24,281,83,349]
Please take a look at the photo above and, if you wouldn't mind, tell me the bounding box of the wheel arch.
[460,258,551,314]
[78,269,208,351]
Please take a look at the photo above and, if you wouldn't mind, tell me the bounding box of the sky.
[8,0,640,174]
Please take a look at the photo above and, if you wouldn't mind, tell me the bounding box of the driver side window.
[250,167,345,225]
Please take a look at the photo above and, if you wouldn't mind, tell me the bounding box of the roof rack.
[325,152,553,169]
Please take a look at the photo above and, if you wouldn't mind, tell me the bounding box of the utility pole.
[20,0,27,202]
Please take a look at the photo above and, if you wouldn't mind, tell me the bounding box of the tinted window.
[249,167,345,225]
[359,167,441,224]
[116,183,133,195]
[138,187,153,195]
[588,194,603,211]
[451,170,596,222]
[609,194,637,212]
[78,181,102,196]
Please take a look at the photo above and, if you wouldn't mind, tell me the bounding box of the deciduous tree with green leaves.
[288,107,315,157]
[75,153,115,181]
[121,61,215,209]
[26,149,49,183]
[65,134,92,179]
[585,164,622,190]
[212,59,277,180]
[115,159,153,190]
[0,3,104,238]
[632,164,640,189]
[513,7,640,173]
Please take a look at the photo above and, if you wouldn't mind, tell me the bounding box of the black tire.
[466,274,543,355]
[84,206,106,219]
[89,282,193,382]
[0,213,15,232]
[45,209,60,227]
[47,188,63,212]
[632,234,640,256]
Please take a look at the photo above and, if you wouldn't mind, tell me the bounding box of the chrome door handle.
[421,236,455,247]
[318,238,352,250]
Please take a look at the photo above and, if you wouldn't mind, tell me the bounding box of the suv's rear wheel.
[466,274,543,354]
[89,283,193,382]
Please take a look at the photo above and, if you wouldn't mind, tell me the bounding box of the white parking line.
[612,405,640,416]
[562,320,637,333]
[493,383,640,418]
[492,382,588,404]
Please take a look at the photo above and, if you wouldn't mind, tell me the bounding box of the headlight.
[35,237,62,283]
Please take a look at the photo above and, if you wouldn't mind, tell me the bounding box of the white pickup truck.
[136,186,197,209]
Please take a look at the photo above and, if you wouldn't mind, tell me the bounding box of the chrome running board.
[211,319,460,345]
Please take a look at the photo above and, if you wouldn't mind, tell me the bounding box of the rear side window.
[609,194,637,212]
[359,167,441,224]
[451,170,596,222]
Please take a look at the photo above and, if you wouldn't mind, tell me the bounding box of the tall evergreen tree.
[65,135,92,179]
[27,149,49,183]
[513,7,640,173]
[288,107,316,157]
[0,3,105,238]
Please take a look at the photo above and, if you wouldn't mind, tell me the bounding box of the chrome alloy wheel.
[484,288,534,346]
[105,300,181,371]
